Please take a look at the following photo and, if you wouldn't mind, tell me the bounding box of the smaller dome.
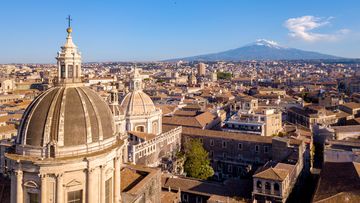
[120,90,156,116]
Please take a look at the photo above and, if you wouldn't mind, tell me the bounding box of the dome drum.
[15,135,118,159]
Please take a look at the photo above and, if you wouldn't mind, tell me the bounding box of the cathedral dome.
[16,86,116,156]
[120,90,156,116]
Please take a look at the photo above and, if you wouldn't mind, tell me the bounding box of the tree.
[217,72,232,80]
[183,139,214,180]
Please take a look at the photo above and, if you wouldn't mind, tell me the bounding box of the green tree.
[183,139,214,180]
[156,79,165,83]
[217,72,232,80]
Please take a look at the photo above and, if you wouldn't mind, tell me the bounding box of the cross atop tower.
[66,15,72,28]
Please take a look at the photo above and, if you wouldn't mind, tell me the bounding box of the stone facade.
[226,96,282,136]
[287,105,338,129]
[121,165,161,203]
[3,24,126,203]
[6,141,124,203]
[179,126,305,181]
[252,137,306,203]
[129,126,182,167]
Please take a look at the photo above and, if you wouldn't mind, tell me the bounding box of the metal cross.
[66,15,72,27]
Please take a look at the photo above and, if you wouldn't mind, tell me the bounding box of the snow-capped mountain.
[167,39,343,61]
[248,39,283,49]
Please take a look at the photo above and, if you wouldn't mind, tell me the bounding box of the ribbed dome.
[17,86,115,148]
[120,90,156,116]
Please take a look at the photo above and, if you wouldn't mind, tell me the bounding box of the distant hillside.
[167,39,344,61]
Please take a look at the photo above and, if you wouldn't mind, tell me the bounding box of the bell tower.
[56,15,82,85]
[129,68,143,91]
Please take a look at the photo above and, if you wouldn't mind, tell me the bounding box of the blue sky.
[1,0,360,63]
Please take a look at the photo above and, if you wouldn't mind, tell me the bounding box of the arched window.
[265,182,271,190]
[136,125,144,132]
[274,183,280,191]
[256,181,262,189]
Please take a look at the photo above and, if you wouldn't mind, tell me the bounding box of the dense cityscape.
[1,1,360,203]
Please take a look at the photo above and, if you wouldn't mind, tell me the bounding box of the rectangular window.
[61,65,66,78]
[68,65,74,78]
[222,141,227,148]
[223,152,226,158]
[210,139,214,146]
[196,196,203,203]
[209,150,214,157]
[29,193,39,203]
[238,143,243,150]
[255,145,259,153]
[228,165,233,173]
[182,193,189,202]
[105,178,113,203]
[264,146,269,153]
[67,190,82,203]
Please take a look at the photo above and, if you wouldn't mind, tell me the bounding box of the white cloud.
[284,15,349,42]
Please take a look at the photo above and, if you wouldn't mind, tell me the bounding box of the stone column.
[262,180,265,194]
[114,157,121,203]
[132,145,136,164]
[65,64,68,79]
[57,61,61,80]
[56,174,63,203]
[100,165,106,203]
[87,168,94,203]
[10,171,17,203]
[16,170,23,203]
[40,174,47,203]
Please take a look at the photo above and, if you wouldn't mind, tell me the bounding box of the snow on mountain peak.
[252,39,283,49]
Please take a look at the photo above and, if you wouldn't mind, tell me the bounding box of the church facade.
[118,68,182,167]
[1,18,181,203]
[5,22,124,203]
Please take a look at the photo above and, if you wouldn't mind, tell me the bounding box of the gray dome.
[17,86,115,147]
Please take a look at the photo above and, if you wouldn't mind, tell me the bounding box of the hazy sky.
[1,0,360,63]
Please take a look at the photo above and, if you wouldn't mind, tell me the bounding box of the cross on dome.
[66,15,73,34]
[55,15,82,85]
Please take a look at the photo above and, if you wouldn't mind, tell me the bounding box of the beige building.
[121,68,162,135]
[252,162,295,203]
[197,63,206,76]
[287,105,338,129]
[224,96,282,136]
[0,78,15,93]
[121,69,182,167]
[258,88,286,96]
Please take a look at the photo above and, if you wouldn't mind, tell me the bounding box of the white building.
[120,68,182,167]
[120,68,162,135]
